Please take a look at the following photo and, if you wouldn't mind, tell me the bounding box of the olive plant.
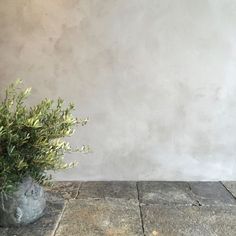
[0,80,88,193]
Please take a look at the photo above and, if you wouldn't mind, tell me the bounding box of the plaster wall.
[0,0,236,180]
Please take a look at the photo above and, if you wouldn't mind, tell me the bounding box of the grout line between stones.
[136,182,145,236]
[187,182,202,207]
[75,182,82,199]
[51,201,67,236]
[219,181,236,201]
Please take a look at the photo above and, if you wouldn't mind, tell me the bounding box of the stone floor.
[1,181,236,236]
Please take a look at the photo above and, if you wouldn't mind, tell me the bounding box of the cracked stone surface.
[45,181,81,201]
[142,205,236,236]
[1,181,236,236]
[78,181,137,200]
[56,198,143,236]
[189,182,236,206]
[137,181,196,205]
[222,181,236,198]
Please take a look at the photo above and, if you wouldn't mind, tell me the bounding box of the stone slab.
[189,182,236,206]
[55,198,143,236]
[45,181,81,201]
[6,227,53,236]
[142,204,236,236]
[78,181,137,200]
[222,181,236,198]
[137,181,196,205]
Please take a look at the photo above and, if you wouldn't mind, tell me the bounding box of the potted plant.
[0,80,88,227]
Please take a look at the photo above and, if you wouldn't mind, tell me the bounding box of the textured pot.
[0,176,46,227]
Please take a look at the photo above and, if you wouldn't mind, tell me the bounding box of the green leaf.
[0,80,88,193]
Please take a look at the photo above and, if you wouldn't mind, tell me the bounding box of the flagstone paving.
[222,181,236,198]
[142,204,236,236]
[77,181,138,200]
[137,181,196,205]
[189,182,236,206]
[57,198,143,236]
[0,181,236,236]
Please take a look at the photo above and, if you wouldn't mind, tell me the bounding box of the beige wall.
[1,0,236,180]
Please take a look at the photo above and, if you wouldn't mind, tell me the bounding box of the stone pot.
[0,176,46,227]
